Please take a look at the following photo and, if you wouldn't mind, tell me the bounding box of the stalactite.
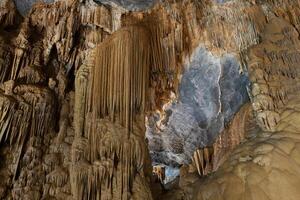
[71,120,148,200]
[0,92,32,147]
[72,25,152,200]
[212,103,256,171]
[17,65,46,84]
[0,42,13,84]
[3,0,300,199]
[91,25,151,132]
[153,165,165,183]
[0,0,20,27]
[191,147,214,176]
[189,103,256,177]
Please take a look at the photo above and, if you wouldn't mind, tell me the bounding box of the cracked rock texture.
[146,47,249,166]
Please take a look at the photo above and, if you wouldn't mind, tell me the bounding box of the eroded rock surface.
[146,47,249,166]
[1,0,300,200]
[165,13,300,200]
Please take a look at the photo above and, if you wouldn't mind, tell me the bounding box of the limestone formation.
[1,0,300,200]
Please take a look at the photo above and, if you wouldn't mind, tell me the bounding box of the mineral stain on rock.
[146,46,249,175]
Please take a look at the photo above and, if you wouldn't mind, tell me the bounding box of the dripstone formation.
[1,0,300,200]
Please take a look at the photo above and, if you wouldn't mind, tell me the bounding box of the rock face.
[13,0,54,16]
[13,0,157,16]
[146,47,249,166]
[192,18,300,199]
[95,0,157,10]
[1,0,300,200]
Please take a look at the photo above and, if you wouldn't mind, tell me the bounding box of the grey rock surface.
[13,0,157,16]
[13,0,54,16]
[95,0,157,11]
[215,0,232,3]
[12,0,228,16]
[146,47,250,168]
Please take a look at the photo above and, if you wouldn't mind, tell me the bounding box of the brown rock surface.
[1,0,300,200]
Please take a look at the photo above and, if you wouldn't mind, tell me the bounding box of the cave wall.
[146,47,249,167]
[13,0,157,16]
[188,17,300,200]
[13,0,54,16]
[1,0,300,200]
